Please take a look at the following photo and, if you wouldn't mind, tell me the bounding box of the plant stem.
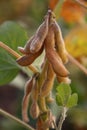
[67,53,87,75]
[52,120,57,130]
[57,107,67,130]
[74,0,87,9]
[0,41,38,73]
[0,109,35,130]
[0,41,21,58]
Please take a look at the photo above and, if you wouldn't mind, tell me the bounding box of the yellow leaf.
[65,24,87,58]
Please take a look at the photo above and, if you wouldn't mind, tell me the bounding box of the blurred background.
[0,0,87,130]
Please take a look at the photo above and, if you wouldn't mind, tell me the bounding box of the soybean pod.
[22,76,35,122]
[44,25,69,77]
[52,19,68,64]
[40,62,55,97]
[16,46,43,66]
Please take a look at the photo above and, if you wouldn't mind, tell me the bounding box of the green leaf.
[0,21,28,85]
[0,52,19,85]
[0,21,28,52]
[56,94,63,106]
[67,93,78,108]
[56,83,71,106]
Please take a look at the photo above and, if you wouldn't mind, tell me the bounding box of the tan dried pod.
[18,36,34,54]
[29,10,51,53]
[46,93,54,103]
[52,19,68,63]
[38,96,47,112]
[41,114,54,129]
[30,101,40,119]
[40,62,55,97]
[36,117,49,130]
[57,75,71,84]
[36,116,44,130]
[31,78,39,102]
[44,25,69,77]
[22,76,35,122]
[16,46,43,66]
[18,10,52,55]
[36,111,53,130]
[38,59,48,91]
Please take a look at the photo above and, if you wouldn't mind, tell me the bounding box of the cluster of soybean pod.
[17,10,71,130]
